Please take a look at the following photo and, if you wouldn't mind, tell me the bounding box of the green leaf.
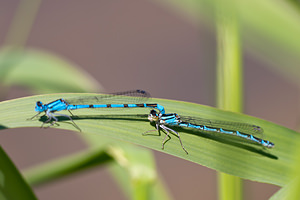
[269,179,296,200]
[23,147,112,186]
[270,131,300,199]
[0,146,37,200]
[0,94,298,186]
[0,46,101,93]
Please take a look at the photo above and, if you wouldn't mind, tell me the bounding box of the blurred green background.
[2,0,300,199]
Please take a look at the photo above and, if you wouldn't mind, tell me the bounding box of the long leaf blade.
[0,94,297,186]
[0,47,101,93]
[0,146,37,200]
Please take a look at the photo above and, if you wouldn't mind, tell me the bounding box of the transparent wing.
[65,89,150,105]
[179,116,263,136]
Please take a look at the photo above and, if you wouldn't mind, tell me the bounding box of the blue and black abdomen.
[177,121,274,148]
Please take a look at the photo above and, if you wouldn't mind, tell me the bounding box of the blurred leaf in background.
[0,46,101,94]
[0,146,37,200]
[154,0,300,86]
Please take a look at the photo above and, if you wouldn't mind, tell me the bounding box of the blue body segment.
[67,102,165,112]
[147,110,274,154]
[33,90,165,129]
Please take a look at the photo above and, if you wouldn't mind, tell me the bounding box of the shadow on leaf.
[35,114,277,160]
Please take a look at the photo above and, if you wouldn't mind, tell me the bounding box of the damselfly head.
[252,125,262,131]
[148,110,159,122]
[35,101,45,112]
[136,89,145,94]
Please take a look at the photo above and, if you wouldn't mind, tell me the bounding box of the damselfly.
[32,90,165,130]
[146,110,274,154]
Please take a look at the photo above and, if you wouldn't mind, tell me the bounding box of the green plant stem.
[4,0,42,47]
[216,4,243,200]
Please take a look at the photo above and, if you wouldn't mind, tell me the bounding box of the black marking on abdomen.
[146,103,157,107]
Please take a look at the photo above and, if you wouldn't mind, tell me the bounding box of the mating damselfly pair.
[32,89,274,154]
